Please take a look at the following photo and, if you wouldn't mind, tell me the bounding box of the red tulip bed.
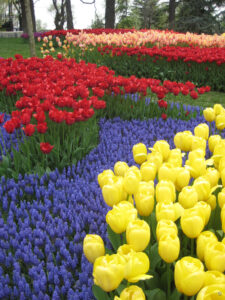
[0,29,225,300]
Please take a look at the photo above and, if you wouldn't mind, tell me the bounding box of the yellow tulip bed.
[83,104,225,300]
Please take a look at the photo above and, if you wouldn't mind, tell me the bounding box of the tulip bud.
[152,140,170,161]
[106,201,137,234]
[216,113,225,131]
[116,285,146,300]
[158,163,176,182]
[117,244,135,257]
[193,177,211,202]
[126,219,150,252]
[196,284,225,300]
[204,168,220,188]
[219,156,225,174]
[204,241,225,272]
[222,205,225,233]
[114,161,129,177]
[188,148,205,161]
[156,180,176,203]
[175,167,190,191]
[191,136,206,153]
[156,219,178,240]
[124,252,152,282]
[140,161,157,181]
[180,207,205,238]
[204,271,225,286]
[147,151,163,169]
[196,231,218,261]
[93,254,126,292]
[158,233,180,263]
[194,201,211,225]
[132,143,147,165]
[167,148,183,167]
[174,256,205,296]
[208,135,221,153]
[213,140,225,168]
[102,176,124,207]
[173,202,185,220]
[83,234,105,263]
[174,131,193,152]
[156,202,176,222]
[134,181,155,216]
[214,104,224,115]
[194,123,209,140]
[98,169,114,188]
[206,194,217,210]
[178,186,198,208]
[203,107,215,122]
[185,157,207,179]
[124,167,141,195]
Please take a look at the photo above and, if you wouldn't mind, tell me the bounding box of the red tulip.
[40,142,54,154]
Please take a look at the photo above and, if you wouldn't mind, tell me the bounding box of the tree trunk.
[168,0,176,29]
[105,0,115,28]
[24,0,36,56]
[30,0,36,32]
[53,0,66,30]
[66,0,73,29]
[21,0,28,33]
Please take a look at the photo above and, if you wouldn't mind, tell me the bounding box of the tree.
[65,0,73,29]
[13,0,36,32]
[105,0,115,28]
[51,0,66,30]
[24,0,36,56]
[168,0,176,29]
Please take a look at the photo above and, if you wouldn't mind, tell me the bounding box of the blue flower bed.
[0,111,219,299]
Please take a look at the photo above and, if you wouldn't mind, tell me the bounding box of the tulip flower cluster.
[83,103,225,299]
[0,110,208,299]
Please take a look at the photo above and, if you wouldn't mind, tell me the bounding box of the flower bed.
[0,111,215,300]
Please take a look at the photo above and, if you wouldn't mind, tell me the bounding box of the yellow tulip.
[140,161,157,181]
[191,136,206,152]
[174,131,193,152]
[98,169,114,188]
[204,168,220,188]
[152,140,170,161]
[126,219,150,252]
[124,252,152,283]
[180,207,205,238]
[214,103,224,116]
[218,188,225,208]
[174,167,190,191]
[106,201,137,234]
[194,201,211,225]
[132,143,147,165]
[114,161,129,177]
[206,194,217,210]
[218,156,225,173]
[196,284,225,300]
[93,254,125,292]
[222,205,225,233]
[134,181,155,216]
[117,244,135,256]
[196,231,218,261]
[208,135,221,153]
[194,123,209,140]
[156,219,178,240]
[156,202,176,222]
[204,241,225,272]
[124,167,141,195]
[173,202,185,220]
[102,176,125,207]
[203,107,216,122]
[188,148,205,161]
[147,151,163,169]
[204,271,225,286]
[83,234,105,263]
[158,232,180,263]
[158,162,177,182]
[213,140,225,168]
[178,186,198,208]
[220,168,225,189]
[185,157,207,179]
[193,177,211,202]
[115,285,146,300]
[155,180,176,203]
[167,148,183,167]
[216,113,225,131]
[174,256,205,296]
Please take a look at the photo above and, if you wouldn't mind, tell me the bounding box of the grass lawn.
[0,37,42,58]
[0,37,225,108]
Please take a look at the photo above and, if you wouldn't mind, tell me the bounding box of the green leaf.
[105,247,114,255]
[107,225,122,251]
[149,242,161,271]
[169,289,182,300]
[116,282,127,295]
[150,212,157,241]
[1,155,9,168]
[145,288,166,300]
[92,285,110,300]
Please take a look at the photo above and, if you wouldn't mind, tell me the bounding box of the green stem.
[184,295,189,300]
[167,263,171,299]
[191,238,194,257]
